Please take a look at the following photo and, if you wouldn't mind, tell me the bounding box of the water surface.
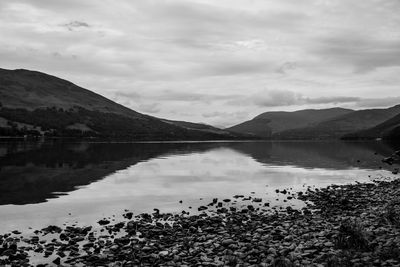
[1,140,399,232]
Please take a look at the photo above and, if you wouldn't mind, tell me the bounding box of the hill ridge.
[0,68,243,140]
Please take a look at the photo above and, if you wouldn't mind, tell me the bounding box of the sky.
[1,0,400,127]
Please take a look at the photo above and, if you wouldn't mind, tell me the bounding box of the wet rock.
[98,219,111,225]
[42,225,62,234]
[159,250,169,256]
[222,239,235,246]
[123,212,133,219]
[52,257,61,265]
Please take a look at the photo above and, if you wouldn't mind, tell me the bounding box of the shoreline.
[1,177,400,266]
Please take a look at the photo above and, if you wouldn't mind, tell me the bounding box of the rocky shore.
[1,177,400,266]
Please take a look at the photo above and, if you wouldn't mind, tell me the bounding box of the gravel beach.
[1,175,400,266]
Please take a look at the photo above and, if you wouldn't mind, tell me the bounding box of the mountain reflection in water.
[0,141,399,206]
[0,140,399,232]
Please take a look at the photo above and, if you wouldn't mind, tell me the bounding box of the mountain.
[342,113,400,140]
[0,68,243,140]
[275,105,400,140]
[225,118,273,138]
[226,108,353,138]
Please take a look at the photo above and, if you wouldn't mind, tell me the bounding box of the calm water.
[1,140,399,233]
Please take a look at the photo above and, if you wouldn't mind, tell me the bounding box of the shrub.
[326,251,354,267]
[383,198,400,227]
[335,219,370,251]
[272,256,294,267]
[224,255,239,266]
[378,240,400,261]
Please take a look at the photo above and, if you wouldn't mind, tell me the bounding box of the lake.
[0,140,399,233]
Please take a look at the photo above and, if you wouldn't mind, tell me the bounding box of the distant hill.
[275,105,400,140]
[342,113,400,140]
[226,108,353,138]
[0,68,244,140]
[224,118,273,138]
[163,119,235,136]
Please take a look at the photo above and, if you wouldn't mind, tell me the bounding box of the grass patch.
[272,256,294,267]
[335,219,370,251]
[383,198,400,227]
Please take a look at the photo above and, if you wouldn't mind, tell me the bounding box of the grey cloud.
[305,96,360,105]
[138,103,160,114]
[228,90,360,108]
[115,89,242,108]
[357,97,400,108]
[12,0,94,12]
[202,111,229,118]
[62,21,90,31]
[314,34,400,73]
[253,90,301,107]
[0,46,132,80]
[1,0,400,127]
[155,90,240,103]
[202,111,250,128]
[114,92,141,100]
[144,1,308,36]
[229,89,399,110]
[199,59,273,77]
[202,111,248,119]
[276,62,298,74]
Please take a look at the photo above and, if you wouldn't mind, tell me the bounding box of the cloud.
[114,92,141,101]
[202,111,250,128]
[228,89,362,108]
[276,62,298,74]
[252,90,301,107]
[62,20,90,31]
[202,111,229,118]
[313,33,400,73]
[227,89,400,111]
[305,96,360,105]
[1,0,400,127]
[154,90,240,104]
[138,103,160,114]
[198,59,273,77]
[357,97,400,108]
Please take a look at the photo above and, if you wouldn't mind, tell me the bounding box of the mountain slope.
[0,68,242,140]
[226,108,353,138]
[163,119,235,136]
[275,105,400,139]
[342,113,400,140]
[224,118,273,138]
[0,68,142,118]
